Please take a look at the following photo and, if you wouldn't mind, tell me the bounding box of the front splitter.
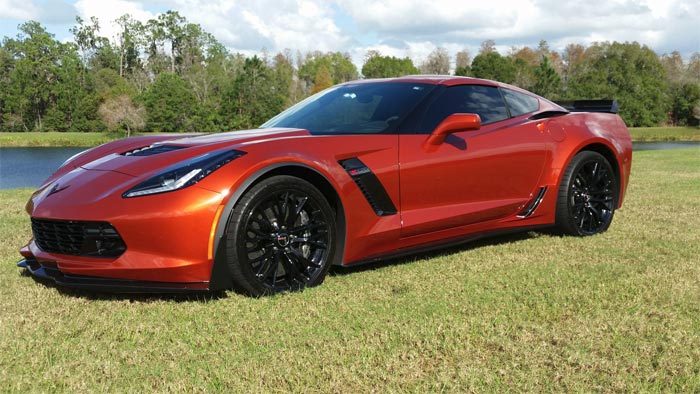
[17,258,210,294]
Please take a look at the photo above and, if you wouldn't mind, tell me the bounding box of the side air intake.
[339,158,397,216]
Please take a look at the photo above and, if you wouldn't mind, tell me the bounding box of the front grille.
[31,218,126,258]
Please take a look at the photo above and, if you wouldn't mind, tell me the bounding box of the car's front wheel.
[226,175,336,296]
[555,151,618,236]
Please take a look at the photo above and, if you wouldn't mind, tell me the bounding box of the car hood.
[81,128,310,177]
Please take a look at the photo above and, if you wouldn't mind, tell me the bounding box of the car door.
[398,84,547,238]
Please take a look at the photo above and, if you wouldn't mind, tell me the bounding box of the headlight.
[123,150,246,198]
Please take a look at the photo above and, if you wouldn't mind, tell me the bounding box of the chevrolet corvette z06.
[18,76,632,296]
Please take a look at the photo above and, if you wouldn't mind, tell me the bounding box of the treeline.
[0,12,698,135]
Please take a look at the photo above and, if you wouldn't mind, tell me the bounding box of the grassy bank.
[0,132,124,147]
[1,148,699,392]
[629,126,700,141]
[1,126,699,147]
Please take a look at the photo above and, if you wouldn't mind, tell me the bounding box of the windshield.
[261,82,435,134]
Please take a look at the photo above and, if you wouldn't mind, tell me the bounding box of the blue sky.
[1,0,698,69]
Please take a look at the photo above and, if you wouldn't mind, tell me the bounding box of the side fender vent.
[339,158,397,216]
[517,187,548,218]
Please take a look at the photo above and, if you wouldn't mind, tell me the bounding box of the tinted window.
[418,85,509,131]
[261,83,435,134]
[502,88,539,116]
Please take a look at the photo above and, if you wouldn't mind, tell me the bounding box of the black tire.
[225,175,336,296]
[555,151,618,236]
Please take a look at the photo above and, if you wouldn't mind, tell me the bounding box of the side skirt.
[341,225,550,268]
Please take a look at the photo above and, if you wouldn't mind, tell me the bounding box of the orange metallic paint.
[19,76,632,290]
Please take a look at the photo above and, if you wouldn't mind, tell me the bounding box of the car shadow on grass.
[329,230,547,277]
[18,269,229,303]
[19,229,552,302]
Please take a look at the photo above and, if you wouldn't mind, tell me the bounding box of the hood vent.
[122,144,186,157]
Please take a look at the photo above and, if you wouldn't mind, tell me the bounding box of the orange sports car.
[18,76,632,296]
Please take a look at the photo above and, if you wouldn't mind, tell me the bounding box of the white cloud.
[74,0,156,43]
[0,0,39,21]
[1,0,697,71]
[167,0,352,54]
[334,0,699,57]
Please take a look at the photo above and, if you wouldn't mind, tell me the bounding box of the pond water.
[631,141,700,151]
[1,142,699,190]
[0,147,85,189]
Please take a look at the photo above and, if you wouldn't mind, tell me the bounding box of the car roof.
[344,75,500,87]
[338,75,565,113]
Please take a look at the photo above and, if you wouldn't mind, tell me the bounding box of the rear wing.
[555,100,619,114]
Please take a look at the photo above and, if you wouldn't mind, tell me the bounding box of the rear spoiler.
[555,100,619,114]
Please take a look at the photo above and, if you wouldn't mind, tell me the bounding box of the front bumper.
[18,257,210,294]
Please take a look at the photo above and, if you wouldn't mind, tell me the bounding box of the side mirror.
[426,113,481,145]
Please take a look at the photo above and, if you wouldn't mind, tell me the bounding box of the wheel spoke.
[287,196,308,228]
[269,254,280,288]
[280,253,302,285]
[254,251,276,278]
[289,249,321,268]
[249,249,274,264]
[250,215,273,231]
[247,226,271,240]
[291,238,327,249]
[588,205,603,223]
[288,222,326,235]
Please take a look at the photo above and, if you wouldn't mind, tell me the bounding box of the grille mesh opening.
[31,218,126,258]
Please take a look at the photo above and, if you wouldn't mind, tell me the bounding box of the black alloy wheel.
[226,176,336,296]
[556,151,618,236]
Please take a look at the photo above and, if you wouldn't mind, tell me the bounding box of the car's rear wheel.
[226,175,336,296]
[555,151,618,236]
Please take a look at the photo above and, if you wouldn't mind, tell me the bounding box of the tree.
[471,51,516,83]
[454,49,471,76]
[670,82,700,126]
[113,14,143,77]
[70,16,107,69]
[220,56,284,130]
[272,51,296,106]
[509,47,539,89]
[361,51,419,78]
[99,95,145,136]
[421,47,450,74]
[565,41,668,127]
[479,39,496,55]
[3,21,66,130]
[155,10,186,73]
[298,51,358,94]
[43,41,100,132]
[141,72,198,132]
[533,56,561,98]
[0,46,14,130]
[311,65,333,93]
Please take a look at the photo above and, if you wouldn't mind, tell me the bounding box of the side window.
[418,85,509,132]
[502,88,539,117]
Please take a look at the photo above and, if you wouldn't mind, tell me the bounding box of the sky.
[0,0,698,70]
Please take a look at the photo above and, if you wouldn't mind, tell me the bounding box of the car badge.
[47,183,70,196]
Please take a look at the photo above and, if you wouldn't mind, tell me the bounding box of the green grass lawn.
[1,148,699,392]
[1,126,699,147]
